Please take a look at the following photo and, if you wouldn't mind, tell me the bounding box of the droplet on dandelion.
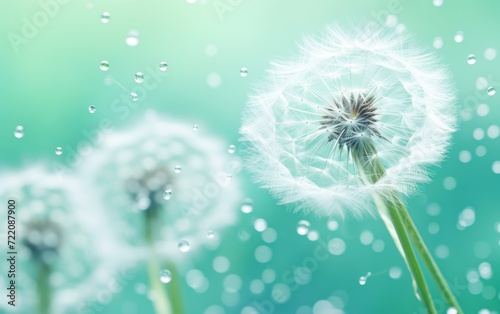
[178,239,190,252]
[163,189,172,200]
[206,231,215,239]
[192,124,198,131]
[88,105,96,113]
[228,145,236,154]
[296,220,310,235]
[130,92,138,102]
[14,126,24,138]
[467,54,476,64]
[134,72,144,83]
[487,87,496,96]
[159,62,168,72]
[358,272,371,285]
[100,60,109,71]
[101,12,110,23]
[240,67,248,77]
[454,31,464,43]
[55,147,63,155]
[174,165,182,173]
[159,269,172,283]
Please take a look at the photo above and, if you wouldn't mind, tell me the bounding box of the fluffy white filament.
[240,24,456,218]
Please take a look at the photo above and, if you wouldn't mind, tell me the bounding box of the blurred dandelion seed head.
[0,165,121,314]
[80,110,242,264]
[240,23,456,218]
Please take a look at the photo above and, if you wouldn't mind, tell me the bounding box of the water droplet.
[134,72,144,83]
[240,67,248,77]
[174,165,182,173]
[178,239,190,252]
[433,37,443,49]
[358,272,372,285]
[207,231,215,239]
[467,54,476,64]
[14,126,24,138]
[125,30,139,47]
[241,199,253,214]
[297,220,310,235]
[487,87,496,96]
[159,269,172,283]
[163,189,172,200]
[100,60,109,71]
[454,31,464,43]
[101,12,110,23]
[159,62,168,72]
[88,105,96,113]
[228,145,236,154]
[130,92,138,102]
[193,124,199,131]
[55,147,63,155]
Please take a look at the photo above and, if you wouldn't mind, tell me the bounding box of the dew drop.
[296,220,310,235]
[207,231,215,239]
[159,62,168,72]
[163,189,172,200]
[55,147,63,156]
[125,30,139,47]
[467,54,476,65]
[130,92,138,102]
[134,72,144,83]
[174,165,182,173]
[101,12,110,23]
[359,272,372,285]
[240,67,248,77]
[178,239,190,252]
[193,124,199,131]
[159,269,172,283]
[14,126,24,138]
[241,199,253,214]
[487,87,496,96]
[228,145,236,154]
[454,31,464,43]
[100,60,109,71]
[88,105,96,113]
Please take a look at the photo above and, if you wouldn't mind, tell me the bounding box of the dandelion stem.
[397,201,464,314]
[352,142,436,314]
[37,263,51,314]
[144,208,174,314]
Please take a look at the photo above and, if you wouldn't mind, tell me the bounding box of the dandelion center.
[23,221,62,264]
[320,93,382,151]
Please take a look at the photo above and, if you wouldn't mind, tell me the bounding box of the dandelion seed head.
[240,23,456,218]
[80,111,242,263]
[0,166,121,314]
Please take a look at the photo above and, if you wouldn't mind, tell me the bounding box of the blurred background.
[0,0,499,313]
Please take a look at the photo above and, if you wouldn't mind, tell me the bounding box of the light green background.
[1,0,499,313]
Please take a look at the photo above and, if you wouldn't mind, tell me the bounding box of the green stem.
[144,207,173,314]
[397,200,464,314]
[352,142,436,314]
[37,263,51,314]
[164,262,185,314]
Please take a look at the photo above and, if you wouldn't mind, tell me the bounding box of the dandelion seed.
[240,23,462,313]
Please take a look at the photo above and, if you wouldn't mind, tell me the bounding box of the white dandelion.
[240,24,462,314]
[79,110,242,314]
[0,165,123,314]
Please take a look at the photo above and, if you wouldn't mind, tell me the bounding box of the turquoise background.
[1,0,499,313]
